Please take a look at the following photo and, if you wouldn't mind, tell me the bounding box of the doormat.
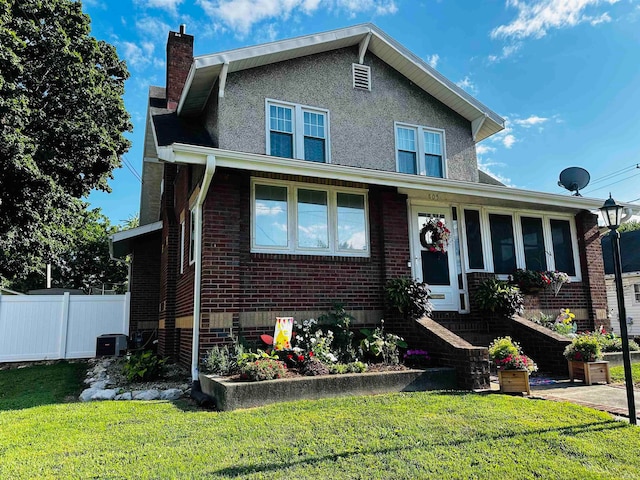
[529,377,557,386]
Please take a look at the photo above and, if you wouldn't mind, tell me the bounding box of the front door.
[411,206,459,311]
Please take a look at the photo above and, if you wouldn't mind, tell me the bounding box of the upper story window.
[395,122,445,178]
[634,284,640,304]
[252,179,368,257]
[266,100,330,163]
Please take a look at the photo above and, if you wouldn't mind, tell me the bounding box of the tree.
[0,0,131,282]
[6,209,129,293]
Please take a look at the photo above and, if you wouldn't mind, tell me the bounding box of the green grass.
[1,364,639,479]
[610,363,640,385]
[0,361,86,411]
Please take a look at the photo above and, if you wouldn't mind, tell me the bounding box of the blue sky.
[81,0,640,224]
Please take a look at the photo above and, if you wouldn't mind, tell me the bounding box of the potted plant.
[488,336,537,395]
[474,278,524,318]
[564,335,610,385]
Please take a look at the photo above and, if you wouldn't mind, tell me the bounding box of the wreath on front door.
[419,219,450,253]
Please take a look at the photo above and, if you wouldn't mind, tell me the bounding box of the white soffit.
[177,24,504,141]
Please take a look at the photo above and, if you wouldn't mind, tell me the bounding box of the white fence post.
[123,292,131,337]
[58,292,71,359]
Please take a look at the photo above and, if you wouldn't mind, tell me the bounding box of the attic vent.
[352,63,371,91]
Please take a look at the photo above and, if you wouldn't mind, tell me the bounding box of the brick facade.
[165,26,193,110]
[129,231,161,347]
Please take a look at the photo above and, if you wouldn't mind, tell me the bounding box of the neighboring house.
[111,23,612,381]
[0,287,23,295]
[602,230,640,338]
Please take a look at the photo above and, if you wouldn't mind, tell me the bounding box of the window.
[550,219,576,276]
[252,180,368,256]
[266,100,329,163]
[464,209,484,270]
[395,123,445,178]
[489,214,516,274]
[180,220,185,274]
[461,208,580,280]
[189,208,196,265]
[521,217,547,271]
[634,284,640,304]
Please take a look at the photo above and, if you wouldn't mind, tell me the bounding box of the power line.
[582,172,640,196]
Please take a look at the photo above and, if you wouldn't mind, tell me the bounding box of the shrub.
[488,337,521,361]
[590,331,640,353]
[511,269,550,290]
[301,358,329,376]
[360,321,407,365]
[317,303,357,362]
[202,341,244,376]
[240,359,287,381]
[122,350,165,382]
[474,278,524,318]
[328,361,368,374]
[564,335,603,362]
[385,277,431,321]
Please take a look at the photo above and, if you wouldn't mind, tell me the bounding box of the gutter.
[191,155,217,381]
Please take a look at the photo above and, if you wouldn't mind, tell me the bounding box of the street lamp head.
[600,193,624,230]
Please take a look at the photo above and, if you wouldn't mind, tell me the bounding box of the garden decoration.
[564,334,610,385]
[510,269,550,293]
[488,336,537,395]
[419,218,450,253]
[273,317,293,350]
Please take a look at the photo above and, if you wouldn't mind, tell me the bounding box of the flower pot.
[498,369,530,395]
[567,360,611,385]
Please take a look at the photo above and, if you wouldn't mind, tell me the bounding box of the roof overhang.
[157,143,625,214]
[177,23,504,142]
[109,221,163,259]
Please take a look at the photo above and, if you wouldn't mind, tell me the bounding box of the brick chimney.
[166,24,193,110]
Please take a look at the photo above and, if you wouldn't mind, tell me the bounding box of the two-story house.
[111,24,609,384]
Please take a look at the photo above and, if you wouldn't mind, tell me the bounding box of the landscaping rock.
[91,380,108,390]
[115,392,132,401]
[133,389,161,401]
[160,388,183,400]
[80,388,97,402]
[91,389,117,401]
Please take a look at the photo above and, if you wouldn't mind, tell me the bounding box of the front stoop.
[200,368,457,411]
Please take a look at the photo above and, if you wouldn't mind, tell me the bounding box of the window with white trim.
[395,123,445,178]
[266,100,329,163]
[189,208,196,265]
[634,284,640,304]
[462,208,581,280]
[180,219,186,274]
[252,179,368,256]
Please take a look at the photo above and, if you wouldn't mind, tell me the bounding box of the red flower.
[287,354,293,360]
[309,351,314,357]
[297,355,304,362]
[575,351,582,360]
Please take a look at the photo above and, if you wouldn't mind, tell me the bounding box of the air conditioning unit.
[96,334,128,357]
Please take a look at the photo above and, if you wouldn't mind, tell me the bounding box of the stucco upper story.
[207,47,479,182]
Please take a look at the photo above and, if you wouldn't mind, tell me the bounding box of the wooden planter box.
[568,360,611,385]
[498,369,530,395]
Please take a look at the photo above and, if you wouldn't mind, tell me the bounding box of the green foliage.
[0,361,85,411]
[0,0,131,283]
[122,351,165,383]
[609,363,640,385]
[511,269,550,290]
[328,361,368,374]
[564,335,603,362]
[239,359,287,381]
[488,336,521,361]
[617,220,640,233]
[238,349,279,366]
[300,357,330,376]
[360,321,408,365]
[593,331,640,353]
[2,384,640,478]
[385,277,431,320]
[317,303,357,362]
[202,342,245,376]
[474,278,524,318]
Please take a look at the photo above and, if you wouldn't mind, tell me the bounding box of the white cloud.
[487,42,522,63]
[475,144,496,156]
[491,0,619,40]
[456,75,478,95]
[136,0,184,15]
[196,0,397,36]
[477,157,515,187]
[502,134,516,148]
[119,41,157,69]
[512,115,549,127]
[343,231,366,250]
[426,54,439,69]
[255,202,284,216]
[136,17,172,41]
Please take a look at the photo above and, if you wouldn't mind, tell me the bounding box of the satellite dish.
[558,167,590,196]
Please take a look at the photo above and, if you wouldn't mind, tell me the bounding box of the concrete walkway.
[529,380,640,422]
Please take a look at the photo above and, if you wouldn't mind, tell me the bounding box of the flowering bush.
[488,336,537,372]
[511,269,551,290]
[360,320,407,365]
[240,359,287,381]
[403,349,431,368]
[494,354,538,373]
[419,219,450,253]
[564,335,603,362]
[547,271,570,296]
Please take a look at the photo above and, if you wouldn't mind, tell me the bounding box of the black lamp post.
[600,194,637,424]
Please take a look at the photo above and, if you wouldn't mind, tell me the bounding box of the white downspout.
[191,155,216,381]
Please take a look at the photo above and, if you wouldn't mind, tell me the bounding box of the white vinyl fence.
[0,293,130,363]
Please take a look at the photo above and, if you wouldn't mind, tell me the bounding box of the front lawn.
[1,364,639,479]
[610,363,640,386]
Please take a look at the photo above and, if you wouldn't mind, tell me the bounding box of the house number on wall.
[427,193,440,201]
